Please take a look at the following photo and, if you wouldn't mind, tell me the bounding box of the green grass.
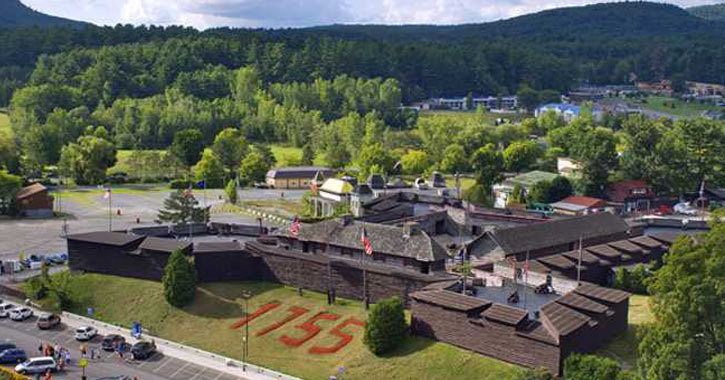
[55,274,523,380]
[239,199,304,216]
[419,109,525,125]
[270,144,327,168]
[109,149,170,178]
[638,96,721,118]
[597,295,654,369]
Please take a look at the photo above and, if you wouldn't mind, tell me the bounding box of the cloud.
[24,0,725,29]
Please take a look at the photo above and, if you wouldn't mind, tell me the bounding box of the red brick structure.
[607,180,656,213]
[410,284,630,376]
[16,183,54,218]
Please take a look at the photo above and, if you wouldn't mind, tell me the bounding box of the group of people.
[38,342,71,370]
[36,340,141,379]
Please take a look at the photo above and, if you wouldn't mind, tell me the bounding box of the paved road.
[0,314,246,380]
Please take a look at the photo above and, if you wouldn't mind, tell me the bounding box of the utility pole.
[241,290,251,371]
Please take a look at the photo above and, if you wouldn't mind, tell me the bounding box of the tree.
[194,150,225,188]
[528,180,553,204]
[703,354,725,380]
[212,128,248,175]
[170,129,204,169]
[57,127,117,185]
[639,215,725,380]
[364,296,407,355]
[564,354,620,380]
[162,249,197,307]
[517,85,540,112]
[250,144,277,168]
[508,183,526,205]
[0,169,21,215]
[301,142,315,165]
[156,190,207,225]
[0,130,19,173]
[440,144,468,174]
[225,179,238,205]
[400,150,430,176]
[356,143,396,179]
[239,151,270,185]
[471,143,504,191]
[548,176,573,203]
[503,141,542,173]
[570,127,618,198]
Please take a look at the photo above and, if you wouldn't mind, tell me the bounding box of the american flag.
[289,215,301,237]
[361,226,373,256]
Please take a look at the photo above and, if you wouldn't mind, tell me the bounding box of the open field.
[637,96,722,118]
[270,144,326,168]
[51,274,523,380]
[597,294,654,369]
[419,109,526,125]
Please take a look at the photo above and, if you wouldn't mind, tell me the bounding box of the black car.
[131,341,156,360]
[101,335,125,351]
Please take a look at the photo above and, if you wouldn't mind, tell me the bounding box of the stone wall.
[68,240,169,281]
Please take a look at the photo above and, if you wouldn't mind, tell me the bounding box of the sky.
[23,0,723,29]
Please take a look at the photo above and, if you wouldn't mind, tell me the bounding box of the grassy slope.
[640,96,721,118]
[60,274,522,380]
[270,144,326,168]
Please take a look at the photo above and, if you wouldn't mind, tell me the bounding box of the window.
[373,253,385,262]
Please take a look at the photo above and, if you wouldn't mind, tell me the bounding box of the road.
[0,315,245,380]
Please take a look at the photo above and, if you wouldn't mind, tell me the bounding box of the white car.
[674,202,698,216]
[9,307,33,321]
[74,326,98,341]
[0,303,15,318]
[14,356,57,374]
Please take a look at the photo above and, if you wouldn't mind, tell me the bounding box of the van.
[14,356,57,374]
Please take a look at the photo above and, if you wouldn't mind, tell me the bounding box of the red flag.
[361,226,373,256]
[289,215,301,237]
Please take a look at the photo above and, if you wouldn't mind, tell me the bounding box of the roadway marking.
[189,366,206,380]
[137,352,161,368]
[212,372,223,380]
[169,362,190,378]
[152,356,174,373]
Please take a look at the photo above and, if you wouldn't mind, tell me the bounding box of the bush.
[363,296,407,355]
[612,264,649,294]
[564,354,620,380]
[162,249,197,307]
[170,179,193,189]
[514,367,555,380]
[225,179,238,205]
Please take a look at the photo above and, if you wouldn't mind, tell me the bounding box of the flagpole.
[362,222,368,311]
[108,188,112,232]
[524,251,529,312]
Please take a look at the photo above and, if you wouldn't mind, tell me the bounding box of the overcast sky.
[23,0,722,29]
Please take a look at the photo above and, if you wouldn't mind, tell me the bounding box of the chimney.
[340,214,354,226]
[403,222,421,238]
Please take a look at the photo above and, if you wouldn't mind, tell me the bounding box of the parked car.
[131,340,156,360]
[36,313,61,329]
[0,348,27,364]
[0,342,17,354]
[253,182,269,189]
[47,253,68,264]
[0,303,15,318]
[9,307,33,321]
[429,171,447,188]
[74,326,98,341]
[414,177,429,190]
[101,335,125,351]
[14,356,57,374]
[674,202,698,216]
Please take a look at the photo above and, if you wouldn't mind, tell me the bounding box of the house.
[686,81,725,97]
[550,196,607,216]
[308,178,355,217]
[15,183,54,218]
[467,212,631,264]
[265,166,335,189]
[535,103,603,123]
[607,180,656,213]
[493,171,559,209]
[430,96,518,111]
[556,157,582,179]
[636,80,673,96]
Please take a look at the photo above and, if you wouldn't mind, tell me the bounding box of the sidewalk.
[60,312,301,380]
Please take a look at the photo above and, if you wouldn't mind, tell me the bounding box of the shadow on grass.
[597,323,644,370]
[186,281,285,319]
[379,335,435,358]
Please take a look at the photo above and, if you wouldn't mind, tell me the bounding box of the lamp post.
[241,290,252,370]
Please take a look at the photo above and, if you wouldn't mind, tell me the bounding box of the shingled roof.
[193,241,244,254]
[555,292,608,314]
[482,304,528,326]
[139,237,192,253]
[540,301,591,337]
[266,166,333,179]
[574,283,630,304]
[16,183,47,200]
[411,290,491,312]
[67,232,144,247]
[296,218,449,262]
[489,212,629,255]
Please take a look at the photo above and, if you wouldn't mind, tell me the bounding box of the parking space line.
[169,362,190,378]
[152,356,173,373]
[137,352,161,368]
[189,366,206,380]
[212,372,223,380]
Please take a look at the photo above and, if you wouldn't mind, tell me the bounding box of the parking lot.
[0,313,248,380]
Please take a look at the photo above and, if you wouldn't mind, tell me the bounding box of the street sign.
[78,358,88,368]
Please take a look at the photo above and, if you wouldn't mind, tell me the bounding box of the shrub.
[564,354,620,380]
[363,296,407,355]
[613,264,649,294]
[162,249,197,307]
[513,367,555,380]
[225,179,238,205]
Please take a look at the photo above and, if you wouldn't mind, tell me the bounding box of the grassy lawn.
[638,96,721,118]
[54,274,522,380]
[109,149,170,178]
[270,144,327,168]
[419,109,525,125]
[239,199,305,217]
[597,295,654,369]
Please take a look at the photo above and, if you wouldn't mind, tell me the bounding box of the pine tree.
[363,296,407,355]
[162,249,197,307]
[156,190,207,225]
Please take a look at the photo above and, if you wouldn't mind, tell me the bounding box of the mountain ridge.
[688,3,725,21]
[0,0,87,27]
